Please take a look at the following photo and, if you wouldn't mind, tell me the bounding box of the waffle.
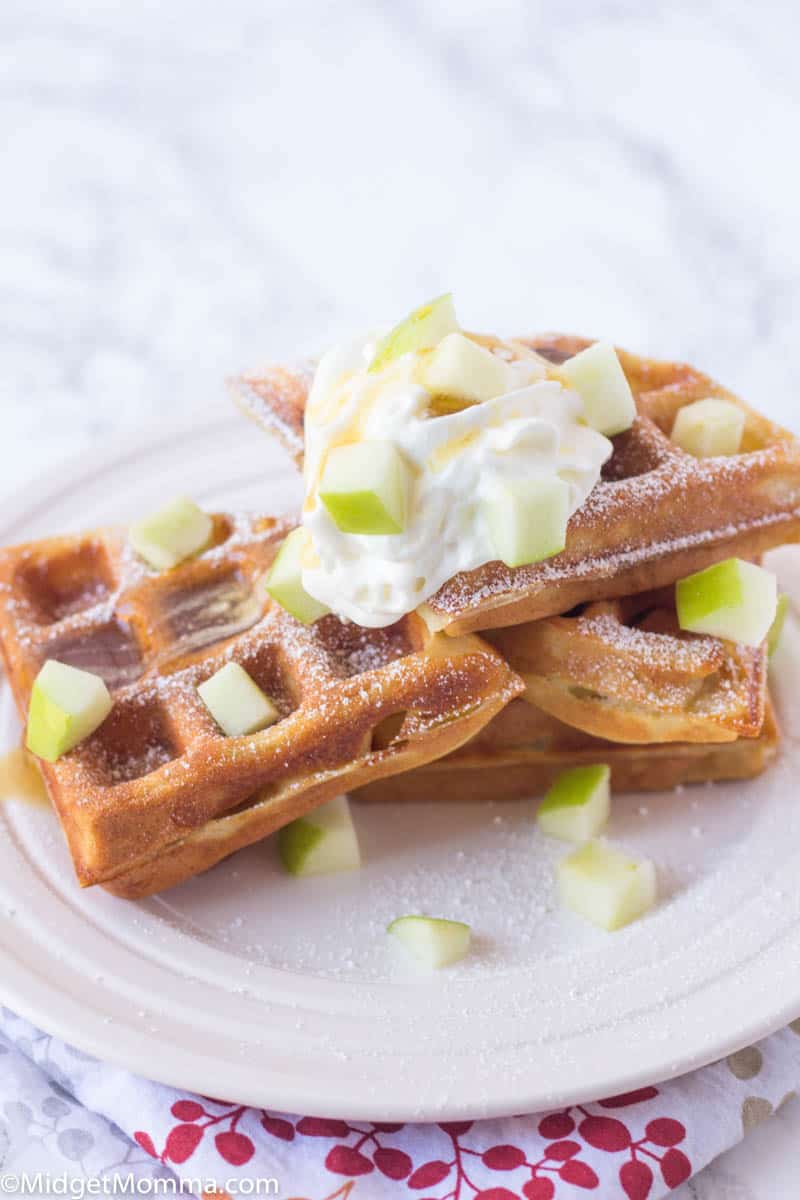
[487,588,767,744]
[356,695,780,804]
[0,514,522,898]
[232,336,800,635]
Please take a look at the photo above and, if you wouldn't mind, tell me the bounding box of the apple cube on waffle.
[232,335,800,636]
[0,514,522,898]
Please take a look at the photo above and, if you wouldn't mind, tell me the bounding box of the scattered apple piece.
[368,294,459,373]
[676,558,777,647]
[319,441,411,535]
[388,915,471,969]
[129,497,213,570]
[538,764,611,843]
[557,840,657,931]
[768,592,789,657]
[670,398,745,458]
[421,332,514,405]
[198,662,278,737]
[485,477,570,568]
[278,795,361,876]
[559,342,636,436]
[263,529,330,625]
[26,660,112,763]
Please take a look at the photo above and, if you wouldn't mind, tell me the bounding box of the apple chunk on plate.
[388,915,471,969]
[197,661,278,737]
[557,840,657,931]
[676,558,777,646]
[129,497,212,570]
[278,795,361,877]
[263,528,330,625]
[26,660,112,763]
[368,293,459,373]
[319,441,412,535]
[538,764,610,843]
[559,341,636,437]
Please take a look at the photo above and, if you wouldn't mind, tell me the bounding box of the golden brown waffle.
[356,695,780,804]
[0,514,522,898]
[233,362,312,469]
[487,588,767,744]
[232,335,800,635]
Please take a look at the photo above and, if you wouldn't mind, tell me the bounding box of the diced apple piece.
[421,333,514,405]
[388,915,471,968]
[26,660,112,763]
[197,661,278,737]
[278,795,361,876]
[368,294,459,373]
[538,764,610,843]
[768,593,789,657]
[560,342,636,437]
[263,528,330,625]
[129,497,213,570]
[557,840,657,931]
[485,477,570,568]
[319,441,411,535]
[676,558,777,647]
[670,398,744,458]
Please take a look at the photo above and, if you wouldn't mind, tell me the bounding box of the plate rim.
[1,413,800,1120]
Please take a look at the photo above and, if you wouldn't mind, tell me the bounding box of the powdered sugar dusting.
[0,507,517,887]
[428,371,800,621]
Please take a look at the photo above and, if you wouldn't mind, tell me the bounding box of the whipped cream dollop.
[299,335,612,627]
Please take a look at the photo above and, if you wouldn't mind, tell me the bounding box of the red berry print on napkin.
[620,1159,654,1200]
[165,1124,203,1164]
[408,1159,451,1188]
[132,1082,694,1197]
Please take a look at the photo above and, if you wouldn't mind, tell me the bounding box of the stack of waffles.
[1,336,799,898]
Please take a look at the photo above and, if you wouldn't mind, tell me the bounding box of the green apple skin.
[670,398,745,458]
[538,764,611,842]
[278,819,324,874]
[422,333,513,404]
[557,840,657,932]
[26,660,113,763]
[768,593,789,657]
[486,477,570,568]
[278,795,361,876]
[676,558,777,647]
[263,529,330,625]
[319,441,411,535]
[387,915,471,968]
[197,661,278,737]
[129,497,213,570]
[559,342,636,437]
[368,294,459,373]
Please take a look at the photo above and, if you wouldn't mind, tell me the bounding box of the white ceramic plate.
[2,412,800,1121]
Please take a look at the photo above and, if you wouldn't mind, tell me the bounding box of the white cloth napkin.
[1,1006,798,1199]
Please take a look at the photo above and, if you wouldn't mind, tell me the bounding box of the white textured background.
[2,1,800,1192]
[3,0,800,493]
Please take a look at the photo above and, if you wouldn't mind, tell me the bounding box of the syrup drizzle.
[0,745,49,807]
[160,573,261,659]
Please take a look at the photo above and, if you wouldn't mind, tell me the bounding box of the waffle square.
[233,336,800,635]
[0,514,522,897]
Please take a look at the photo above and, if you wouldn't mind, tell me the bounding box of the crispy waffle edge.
[0,515,523,898]
[232,335,800,636]
[355,696,781,805]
